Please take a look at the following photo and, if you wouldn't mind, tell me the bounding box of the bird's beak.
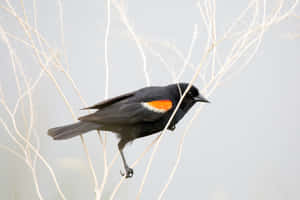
[193,95,210,103]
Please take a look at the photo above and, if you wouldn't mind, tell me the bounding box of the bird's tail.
[48,121,101,140]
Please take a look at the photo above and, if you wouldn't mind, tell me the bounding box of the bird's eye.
[188,91,193,96]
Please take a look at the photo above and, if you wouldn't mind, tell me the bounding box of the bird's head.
[170,83,210,109]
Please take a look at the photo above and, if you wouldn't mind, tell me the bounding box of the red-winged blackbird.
[48,83,209,178]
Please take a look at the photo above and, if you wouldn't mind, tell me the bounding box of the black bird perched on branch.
[48,83,209,178]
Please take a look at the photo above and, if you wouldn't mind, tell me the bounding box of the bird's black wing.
[81,91,135,110]
[78,99,173,125]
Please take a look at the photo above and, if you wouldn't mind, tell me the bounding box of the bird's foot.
[120,166,134,178]
[168,125,176,131]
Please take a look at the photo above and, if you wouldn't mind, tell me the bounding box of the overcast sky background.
[0,1,300,199]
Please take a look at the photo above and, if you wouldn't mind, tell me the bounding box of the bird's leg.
[118,139,133,178]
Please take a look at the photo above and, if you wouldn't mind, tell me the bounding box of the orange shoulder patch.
[143,100,173,113]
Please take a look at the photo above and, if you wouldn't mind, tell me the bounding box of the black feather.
[48,121,101,140]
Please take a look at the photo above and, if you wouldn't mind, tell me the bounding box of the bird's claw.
[120,167,134,178]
